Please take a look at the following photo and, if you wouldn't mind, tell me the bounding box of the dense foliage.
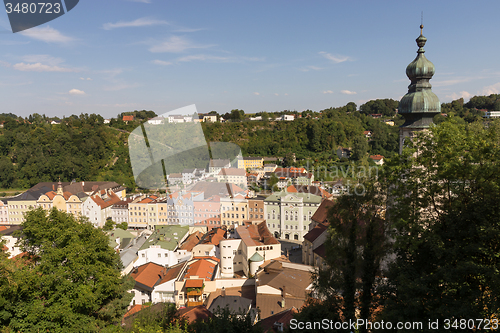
[379,119,500,330]
[0,208,134,332]
[0,95,494,190]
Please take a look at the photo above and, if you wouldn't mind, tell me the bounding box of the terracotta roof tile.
[303,224,327,243]
[131,262,166,289]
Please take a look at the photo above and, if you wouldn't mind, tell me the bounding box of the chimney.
[281,286,286,298]
[281,298,285,308]
[221,287,226,297]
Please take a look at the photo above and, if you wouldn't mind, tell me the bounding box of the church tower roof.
[399,25,440,129]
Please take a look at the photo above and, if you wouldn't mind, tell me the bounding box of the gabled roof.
[369,154,384,161]
[303,224,327,243]
[208,295,252,315]
[313,244,326,259]
[257,307,298,333]
[199,228,226,246]
[218,168,246,176]
[311,199,335,226]
[180,231,204,251]
[184,258,218,281]
[209,159,231,168]
[177,305,213,323]
[236,221,279,247]
[257,261,313,299]
[123,115,134,121]
[131,262,166,290]
[185,279,204,288]
[91,191,121,209]
[158,262,186,285]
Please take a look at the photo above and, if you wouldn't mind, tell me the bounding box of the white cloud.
[481,83,500,96]
[323,90,334,94]
[22,55,64,66]
[341,90,357,95]
[0,60,11,67]
[319,51,352,63]
[284,93,289,96]
[103,17,168,30]
[445,91,472,101]
[80,77,92,81]
[20,26,74,43]
[253,92,260,96]
[149,36,214,53]
[152,60,173,66]
[13,63,76,72]
[69,89,85,95]
[127,0,151,3]
[274,93,279,96]
[176,54,228,62]
[300,65,323,72]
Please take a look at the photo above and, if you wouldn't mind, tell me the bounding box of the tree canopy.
[380,119,500,328]
[0,208,133,332]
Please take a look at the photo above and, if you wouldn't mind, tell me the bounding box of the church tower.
[399,25,440,154]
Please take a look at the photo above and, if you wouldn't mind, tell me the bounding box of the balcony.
[187,290,202,296]
[187,301,203,307]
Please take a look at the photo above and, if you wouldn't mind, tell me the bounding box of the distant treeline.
[0,94,495,190]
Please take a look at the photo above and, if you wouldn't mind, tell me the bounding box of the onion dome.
[399,25,441,128]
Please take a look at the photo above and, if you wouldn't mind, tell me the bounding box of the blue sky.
[0,0,499,118]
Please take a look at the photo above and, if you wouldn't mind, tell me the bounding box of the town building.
[216,168,247,188]
[174,257,220,307]
[264,191,322,241]
[237,157,264,170]
[208,159,231,174]
[254,261,314,320]
[219,222,281,278]
[220,194,248,228]
[193,196,221,230]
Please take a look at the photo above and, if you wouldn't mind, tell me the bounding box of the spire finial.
[420,11,424,35]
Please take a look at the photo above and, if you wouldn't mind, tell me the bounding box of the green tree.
[117,222,128,231]
[1,208,133,332]
[312,181,387,332]
[104,218,116,231]
[381,119,500,329]
[351,135,368,161]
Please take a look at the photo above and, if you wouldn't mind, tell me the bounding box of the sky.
[0,0,499,118]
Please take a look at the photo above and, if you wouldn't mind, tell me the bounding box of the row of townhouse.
[111,183,329,242]
[2,181,125,226]
[129,221,284,308]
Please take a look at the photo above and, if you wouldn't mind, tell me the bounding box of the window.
[205,251,209,255]
[142,254,145,258]
[158,253,161,258]
[233,250,236,255]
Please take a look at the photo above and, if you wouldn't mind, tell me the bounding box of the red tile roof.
[369,155,384,161]
[184,258,218,281]
[303,224,327,243]
[185,279,204,288]
[178,305,212,323]
[124,304,149,318]
[131,262,165,289]
[311,200,335,226]
[123,115,134,121]
[91,191,122,209]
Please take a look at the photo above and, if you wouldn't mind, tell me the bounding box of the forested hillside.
[0,94,497,190]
